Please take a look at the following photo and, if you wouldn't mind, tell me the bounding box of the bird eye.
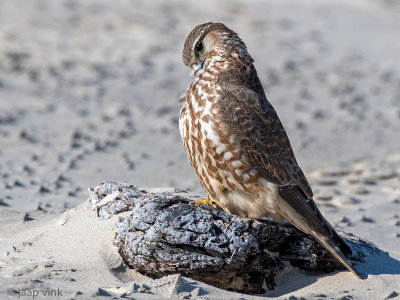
[195,41,203,53]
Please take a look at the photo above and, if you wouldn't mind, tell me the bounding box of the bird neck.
[203,54,251,74]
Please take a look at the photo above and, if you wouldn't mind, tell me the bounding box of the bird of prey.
[179,22,360,278]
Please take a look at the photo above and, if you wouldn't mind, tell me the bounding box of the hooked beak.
[192,60,205,70]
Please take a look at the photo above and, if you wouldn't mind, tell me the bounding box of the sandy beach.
[1,0,400,299]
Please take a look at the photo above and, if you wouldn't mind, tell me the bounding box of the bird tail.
[311,230,361,279]
[276,185,361,278]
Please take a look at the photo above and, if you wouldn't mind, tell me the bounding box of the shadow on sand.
[263,238,400,297]
[348,239,400,277]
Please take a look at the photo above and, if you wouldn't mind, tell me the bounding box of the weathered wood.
[89,182,367,294]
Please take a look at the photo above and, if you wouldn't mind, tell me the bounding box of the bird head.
[182,22,253,72]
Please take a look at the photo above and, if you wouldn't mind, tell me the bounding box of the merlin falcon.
[179,22,360,278]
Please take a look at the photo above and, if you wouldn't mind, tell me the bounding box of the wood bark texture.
[89,182,368,294]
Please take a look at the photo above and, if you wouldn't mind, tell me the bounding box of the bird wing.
[217,66,312,198]
[217,68,352,255]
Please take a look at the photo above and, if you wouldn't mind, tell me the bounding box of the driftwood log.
[89,182,367,294]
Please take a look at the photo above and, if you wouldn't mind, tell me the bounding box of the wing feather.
[217,65,351,256]
[217,66,312,198]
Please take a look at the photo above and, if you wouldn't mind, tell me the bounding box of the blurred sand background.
[1,0,400,299]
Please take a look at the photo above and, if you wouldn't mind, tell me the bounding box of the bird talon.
[194,199,214,206]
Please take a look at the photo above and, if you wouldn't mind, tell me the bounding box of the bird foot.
[194,199,214,206]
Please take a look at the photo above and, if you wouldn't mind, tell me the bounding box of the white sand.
[1,0,400,299]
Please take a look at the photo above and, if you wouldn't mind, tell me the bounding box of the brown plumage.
[179,22,360,278]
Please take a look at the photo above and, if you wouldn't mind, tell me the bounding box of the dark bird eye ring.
[195,41,203,52]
